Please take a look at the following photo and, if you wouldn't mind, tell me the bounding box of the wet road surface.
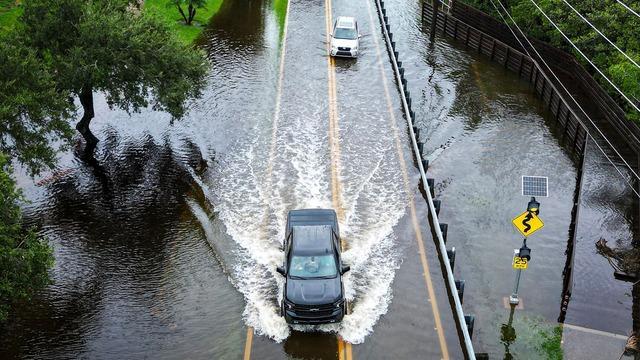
[1,0,636,358]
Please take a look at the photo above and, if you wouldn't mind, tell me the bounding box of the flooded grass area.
[145,0,224,44]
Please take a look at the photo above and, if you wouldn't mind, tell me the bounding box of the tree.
[0,32,74,176]
[168,0,207,25]
[20,0,208,155]
[0,154,54,322]
[462,0,640,122]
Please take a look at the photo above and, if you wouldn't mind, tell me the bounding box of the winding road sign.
[512,210,544,237]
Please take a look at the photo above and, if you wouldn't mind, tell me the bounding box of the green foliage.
[0,0,22,33]
[462,0,640,122]
[19,0,208,138]
[0,32,74,176]
[0,154,54,322]
[273,0,288,39]
[538,325,563,360]
[147,0,222,44]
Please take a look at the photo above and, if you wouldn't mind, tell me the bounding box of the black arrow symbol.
[522,212,533,233]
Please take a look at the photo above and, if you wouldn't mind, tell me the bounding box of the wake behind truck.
[276,209,350,324]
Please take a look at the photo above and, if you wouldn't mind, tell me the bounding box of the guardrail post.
[447,247,456,268]
[465,315,475,339]
[455,279,465,303]
[421,159,429,171]
[439,223,448,243]
[433,199,441,215]
[426,178,435,197]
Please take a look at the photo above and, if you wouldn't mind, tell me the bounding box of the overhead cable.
[493,0,640,183]
[528,0,640,113]
[487,0,640,198]
[616,0,640,19]
[561,0,640,70]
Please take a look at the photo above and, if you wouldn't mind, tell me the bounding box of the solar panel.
[522,176,548,197]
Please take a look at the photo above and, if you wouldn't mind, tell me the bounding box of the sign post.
[509,176,547,306]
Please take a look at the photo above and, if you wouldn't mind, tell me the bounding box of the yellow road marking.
[363,0,450,358]
[325,0,345,224]
[243,0,292,356]
[324,1,352,359]
[243,327,254,360]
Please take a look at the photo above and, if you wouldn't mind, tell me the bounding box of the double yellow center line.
[324,1,352,359]
[325,0,345,225]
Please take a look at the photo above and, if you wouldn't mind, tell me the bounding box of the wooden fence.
[423,3,589,153]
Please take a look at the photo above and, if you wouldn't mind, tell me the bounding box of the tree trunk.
[76,85,99,154]
[187,4,195,25]
[176,4,188,24]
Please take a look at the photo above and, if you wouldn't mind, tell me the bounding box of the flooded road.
[1,0,636,358]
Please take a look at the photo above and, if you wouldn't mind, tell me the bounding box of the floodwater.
[1,0,636,358]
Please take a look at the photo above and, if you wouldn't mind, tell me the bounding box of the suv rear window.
[289,255,337,278]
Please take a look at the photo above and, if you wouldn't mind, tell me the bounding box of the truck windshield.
[334,27,358,40]
[289,255,337,278]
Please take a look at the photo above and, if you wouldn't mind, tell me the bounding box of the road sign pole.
[509,238,528,305]
[510,268,522,305]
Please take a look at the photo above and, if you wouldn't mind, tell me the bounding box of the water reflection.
[0,135,203,359]
[283,331,338,359]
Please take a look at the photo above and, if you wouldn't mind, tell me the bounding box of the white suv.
[330,17,360,58]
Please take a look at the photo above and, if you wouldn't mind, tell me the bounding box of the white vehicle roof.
[335,16,356,29]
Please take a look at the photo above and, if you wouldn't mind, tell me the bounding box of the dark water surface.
[1,0,635,358]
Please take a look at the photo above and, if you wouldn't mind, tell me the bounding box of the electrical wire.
[491,0,640,183]
[487,0,640,198]
[616,0,640,19]
[561,0,640,70]
[528,0,640,113]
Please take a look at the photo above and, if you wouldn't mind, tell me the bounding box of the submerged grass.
[145,0,223,44]
[504,316,564,360]
[538,325,563,360]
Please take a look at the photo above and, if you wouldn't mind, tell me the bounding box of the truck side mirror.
[276,266,286,276]
[341,266,351,274]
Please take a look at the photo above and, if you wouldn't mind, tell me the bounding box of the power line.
[528,0,640,113]
[487,0,640,199]
[616,0,640,19]
[561,0,640,70]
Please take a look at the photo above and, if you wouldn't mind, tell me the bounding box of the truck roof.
[291,225,333,256]
[287,209,337,228]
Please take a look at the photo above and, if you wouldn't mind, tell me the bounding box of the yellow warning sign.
[512,210,544,237]
[512,256,528,270]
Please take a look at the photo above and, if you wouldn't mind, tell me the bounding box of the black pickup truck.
[276,209,350,324]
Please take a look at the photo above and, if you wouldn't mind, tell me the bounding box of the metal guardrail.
[373,0,476,358]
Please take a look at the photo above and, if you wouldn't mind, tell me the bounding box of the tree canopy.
[463,0,640,122]
[19,0,208,151]
[0,155,54,322]
[0,33,74,176]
